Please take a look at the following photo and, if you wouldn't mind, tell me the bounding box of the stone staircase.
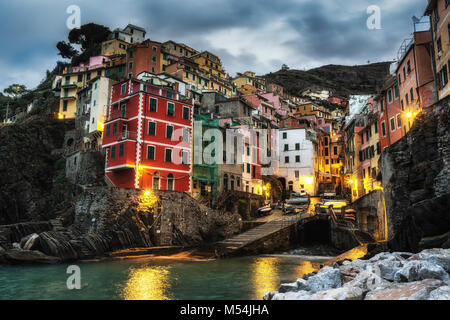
[215,216,299,256]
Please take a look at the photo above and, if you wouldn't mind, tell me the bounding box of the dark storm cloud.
[0,0,428,90]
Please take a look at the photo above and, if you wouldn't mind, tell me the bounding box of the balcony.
[118,131,138,141]
[107,110,129,122]
[62,81,78,88]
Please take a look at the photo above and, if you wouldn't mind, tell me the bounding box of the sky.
[0,0,428,92]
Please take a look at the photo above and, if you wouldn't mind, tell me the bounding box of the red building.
[126,40,162,78]
[102,79,193,191]
[377,75,403,152]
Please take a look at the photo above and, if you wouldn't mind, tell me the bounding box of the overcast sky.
[0,0,427,92]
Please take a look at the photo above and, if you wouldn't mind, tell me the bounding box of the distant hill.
[264,62,392,98]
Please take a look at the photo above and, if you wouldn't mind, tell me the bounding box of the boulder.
[272,290,316,300]
[4,249,61,264]
[262,291,276,301]
[346,265,391,292]
[365,279,445,300]
[305,266,342,293]
[417,248,450,273]
[296,278,310,291]
[393,260,449,283]
[375,259,403,281]
[315,285,365,300]
[428,286,450,300]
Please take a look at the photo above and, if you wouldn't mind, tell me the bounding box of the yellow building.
[425,0,450,101]
[295,102,332,119]
[101,39,129,57]
[191,51,227,80]
[232,71,266,94]
[160,41,199,73]
[165,58,234,98]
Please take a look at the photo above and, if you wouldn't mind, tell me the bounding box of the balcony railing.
[118,131,138,141]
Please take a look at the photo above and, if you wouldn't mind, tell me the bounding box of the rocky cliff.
[374,98,450,254]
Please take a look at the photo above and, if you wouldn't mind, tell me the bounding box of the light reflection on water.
[250,257,280,300]
[122,266,173,300]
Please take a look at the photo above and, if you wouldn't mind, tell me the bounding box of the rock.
[23,233,40,251]
[262,291,276,300]
[272,290,316,300]
[278,282,299,293]
[4,249,61,264]
[315,285,365,300]
[365,279,445,300]
[375,259,403,281]
[346,265,391,292]
[296,278,310,291]
[428,286,450,300]
[305,266,342,293]
[417,248,450,273]
[393,260,449,283]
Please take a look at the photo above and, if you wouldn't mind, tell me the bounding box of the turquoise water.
[0,256,321,300]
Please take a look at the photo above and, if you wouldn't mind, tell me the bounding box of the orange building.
[425,0,450,101]
[126,40,162,78]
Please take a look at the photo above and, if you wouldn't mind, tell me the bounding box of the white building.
[278,128,316,195]
[109,24,146,44]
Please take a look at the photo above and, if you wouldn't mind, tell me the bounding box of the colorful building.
[425,0,450,101]
[102,79,193,192]
[126,40,162,78]
[191,51,228,80]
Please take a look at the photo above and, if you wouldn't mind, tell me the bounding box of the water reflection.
[250,257,280,300]
[122,265,173,300]
[294,261,319,279]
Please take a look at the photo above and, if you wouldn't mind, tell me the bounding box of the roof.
[424,0,437,15]
[124,24,146,33]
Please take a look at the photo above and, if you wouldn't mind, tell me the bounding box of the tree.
[281,64,290,71]
[56,23,111,64]
[3,84,28,99]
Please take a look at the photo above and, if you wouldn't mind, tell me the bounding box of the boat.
[257,205,273,217]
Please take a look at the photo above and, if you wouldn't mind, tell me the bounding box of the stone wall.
[376,99,450,254]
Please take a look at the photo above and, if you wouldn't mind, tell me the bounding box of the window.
[284,144,289,151]
[121,83,126,94]
[153,173,160,190]
[63,100,68,111]
[113,122,117,135]
[407,60,411,74]
[394,84,399,98]
[143,145,155,162]
[388,89,393,103]
[380,99,384,112]
[296,155,300,163]
[106,124,110,137]
[148,121,156,135]
[247,163,251,173]
[381,121,386,137]
[167,174,174,191]
[149,98,157,112]
[183,106,190,120]
[398,74,402,86]
[295,171,299,180]
[129,51,134,59]
[437,37,442,56]
[166,125,173,139]
[325,148,329,157]
[119,143,124,157]
[182,128,189,142]
[111,146,116,159]
[440,65,449,88]
[403,67,406,80]
[182,151,188,164]
[152,56,157,62]
[401,99,404,111]
[334,146,338,155]
[87,73,91,81]
[410,87,414,102]
[165,149,172,162]
[129,62,133,70]
[397,114,402,128]
[283,132,287,139]
[406,93,409,105]
[285,156,289,163]
[390,117,396,132]
[377,142,381,155]
[77,74,83,82]
[295,143,300,150]
[167,102,175,116]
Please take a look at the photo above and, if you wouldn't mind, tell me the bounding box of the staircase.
[328,208,376,245]
[215,216,299,256]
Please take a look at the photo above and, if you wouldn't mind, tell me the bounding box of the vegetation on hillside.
[265,62,392,97]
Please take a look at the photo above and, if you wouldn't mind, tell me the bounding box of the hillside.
[265,62,392,98]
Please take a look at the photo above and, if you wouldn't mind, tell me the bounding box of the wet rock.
[393,260,449,283]
[315,285,365,300]
[365,279,445,300]
[4,249,61,265]
[428,286,450,300]
[262,291,276,300]
[375,259,404,281]
[305,267,342,293]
